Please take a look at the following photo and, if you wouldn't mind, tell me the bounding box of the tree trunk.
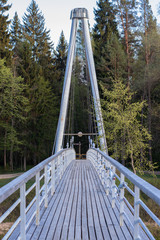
[10,118,14,171]
[4,130,7,169]
[148,80,152,162]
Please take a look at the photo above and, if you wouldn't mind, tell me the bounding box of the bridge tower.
[54,8,108,154]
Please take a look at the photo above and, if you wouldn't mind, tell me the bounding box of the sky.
[8,0,160,47]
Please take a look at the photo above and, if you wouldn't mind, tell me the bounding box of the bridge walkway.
[9,160,134,240]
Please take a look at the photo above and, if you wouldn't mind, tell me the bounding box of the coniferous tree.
[54,31,68,98]
[10,12,22,54]
[23,0,53,64]
[10,12,22,47]
[134,1,160,163]
[93,0,122,89]
[113,0,139,86]
[0,0,12,64]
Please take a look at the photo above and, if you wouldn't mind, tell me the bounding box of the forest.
[0,0,160,174]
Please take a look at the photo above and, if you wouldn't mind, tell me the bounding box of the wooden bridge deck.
[9,160,146,240]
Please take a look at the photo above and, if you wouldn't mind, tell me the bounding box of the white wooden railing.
[87,148,160,240]
[0,148,76,240]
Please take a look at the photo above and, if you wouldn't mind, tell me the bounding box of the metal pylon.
[54,8,108,154]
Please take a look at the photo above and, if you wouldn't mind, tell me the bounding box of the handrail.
[87,148,160,240]
[89,148,160,205]
[0,148,76,240]
[0,149,64,203]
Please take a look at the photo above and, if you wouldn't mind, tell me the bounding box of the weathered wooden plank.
[75,160,82,240]
[40,164,75,240]
[89,162,119,240]
[84,162,96,240]
[89,162,128,240]
[81,162,89,240]
[60,163,78,239]
[88,162,111,240]
[67,161,80,240]
[53,161,79,239]
[30,161,75,240]
[87,164,104,240]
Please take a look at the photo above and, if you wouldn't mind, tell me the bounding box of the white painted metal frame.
[0,148,75,240]
[87,148,160,240]
[55,8,107,153]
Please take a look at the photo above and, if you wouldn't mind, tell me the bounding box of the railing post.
[36,172,40,225]
[51,159,55,195]
[58,156,60,181]
[120,173,125,226]
[106,160,110,195]
[44,165,48,208]
[60,155,62,179]
[62,154,64,174]
[97,152,100,176]
[20,183,26,240]
[101,157,105,185]
[134,186,140,240]
[111,166,116,208]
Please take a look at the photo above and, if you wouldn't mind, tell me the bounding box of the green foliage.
[93,0,120,88]
[0,59,29,168]
[101,79,155,173]
[54,31,68,98]
[10,12,22,58]
[23,0,53,63]
[0,0,12,64]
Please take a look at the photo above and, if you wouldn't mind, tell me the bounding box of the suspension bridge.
[0,8,160,240]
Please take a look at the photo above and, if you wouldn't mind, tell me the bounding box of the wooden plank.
[53,161,79,239]
[60,163,78,239]
[89,162,119,240]
[84,161,96,240]
[89,162,127,240]
[75,160,82,240]
[30,161,75,240]
[88,162,111,240]
[86,162,104,240]
[39,162,75,240]
[81,162,89,240]
[67,161,80,240]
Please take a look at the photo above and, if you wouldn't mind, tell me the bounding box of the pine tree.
[0,0,12,64]
[113,0,139,86]
[134,1,160,163]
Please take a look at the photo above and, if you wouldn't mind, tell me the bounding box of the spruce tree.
[93,0,121,89]
[23,0,53,64]
[10,12,22,54]
[0,0,12,64]
[54,31,68,98]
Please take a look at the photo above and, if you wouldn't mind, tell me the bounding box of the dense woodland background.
[0,0,160,173]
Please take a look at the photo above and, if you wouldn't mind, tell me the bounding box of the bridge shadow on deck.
[9,160,148,240]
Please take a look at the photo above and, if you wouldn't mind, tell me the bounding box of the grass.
[0,177,16,188]
[0,165,34,174]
